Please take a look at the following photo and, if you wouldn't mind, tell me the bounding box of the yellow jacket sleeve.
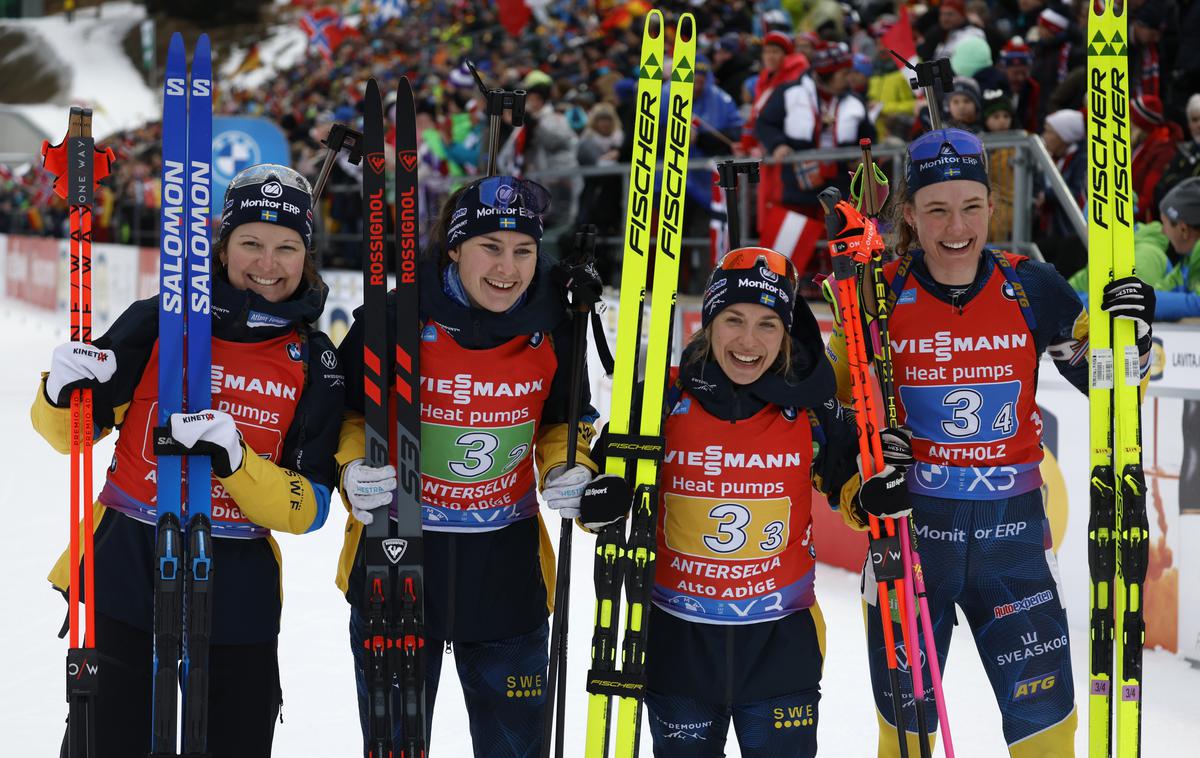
[534,419,599,490]
[220,441,326,535]
[30,375,119,453]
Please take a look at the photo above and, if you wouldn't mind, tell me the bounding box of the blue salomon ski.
[151,32,214,757]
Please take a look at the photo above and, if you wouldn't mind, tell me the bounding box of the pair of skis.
[150,33,214,757]
[1086,2,1147,757]
[41,106,116,758]
[359,76,427,758]
[583,11,696,758]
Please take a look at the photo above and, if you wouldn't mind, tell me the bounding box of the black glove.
[552,259,604,309]
[879,427,914,470]
[579,474,632,531]
[857,464,912,520]
[1101,276,1155,350]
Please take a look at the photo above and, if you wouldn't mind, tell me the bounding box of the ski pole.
[465,59,526,178]
[821,187,918,758]
[42,105,114,758]
[854,138,949,757]
[542,226,600,758]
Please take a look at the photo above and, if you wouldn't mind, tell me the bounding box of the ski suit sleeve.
[535,319,600,489]
[809,398,871,531]
[30,297,158,453]
[823,320,856,407]
[219,331,343,535]
[1022,259,1153,394]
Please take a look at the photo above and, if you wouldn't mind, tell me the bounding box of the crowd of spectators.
[4,0,1200,304]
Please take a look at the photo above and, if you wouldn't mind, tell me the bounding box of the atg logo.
[759,265,778,282]
[261,181,283,198]
[495,183,518,205]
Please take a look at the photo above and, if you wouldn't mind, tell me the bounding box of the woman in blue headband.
[333,176,602,755]
[828,128,1156,757]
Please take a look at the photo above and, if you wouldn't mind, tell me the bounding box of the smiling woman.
[825,127,1161,757]
[331,174,603,755]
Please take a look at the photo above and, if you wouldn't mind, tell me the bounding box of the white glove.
[342,459,396,526]
[542,464,594,519]
[46,342,116,407]
[168,410,244,477]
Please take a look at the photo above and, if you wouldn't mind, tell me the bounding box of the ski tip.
[195,33,211,56]
[168,31,184,54]
[677,12,696,43]
[644,8,664,39]
[366,77,380,99]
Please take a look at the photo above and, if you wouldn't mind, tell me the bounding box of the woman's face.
[985,110,1013,132]
[710,303,786,386]
[948,94,978,124]
[762,45,784,73]
[450,231,538,313]
[222,222,306,302]
[904,181,992,278]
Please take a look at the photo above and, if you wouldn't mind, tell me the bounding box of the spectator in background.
[1039,108,1087,274]
[946,76,983,132]
[1011,0,1048,40]
[921,0,986,62]
[743,30,810,238]
[1131,94,1183,224]
[847,53,872,100]
[999,36,1041,133]
[498,70,580,259]
[1030,6,1084,122]
[1070,176,1200,321]
[681,54,742,292]
[1130,1,1169,100]
[866,14,917,143]
[983,88,1019,245]
[712,32,754,105]
[576,102,625,284]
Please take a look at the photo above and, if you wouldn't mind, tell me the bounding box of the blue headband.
[905,130,990,194]
[445,177,547,248]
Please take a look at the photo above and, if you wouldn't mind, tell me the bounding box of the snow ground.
[2,2,159,142]
[2,300,1198,756]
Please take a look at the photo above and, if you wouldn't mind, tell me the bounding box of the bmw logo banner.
[210,117,291,218]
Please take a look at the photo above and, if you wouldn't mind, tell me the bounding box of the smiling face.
[904,180,993,285]
[221,222,307,302]
[449,230,538,312]
[710,303,786,385]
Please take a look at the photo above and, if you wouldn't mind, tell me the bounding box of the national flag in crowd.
[708,167,729,264]
[234,43,262,76]
[498,0,533,36]
[879,5,917,67]
[369,0,408,32]
[760,205,823,273]
[300,7,359,62]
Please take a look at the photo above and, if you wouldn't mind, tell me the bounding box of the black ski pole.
[541,225,598,758]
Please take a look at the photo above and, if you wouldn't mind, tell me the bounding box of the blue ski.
[151,32,214,756]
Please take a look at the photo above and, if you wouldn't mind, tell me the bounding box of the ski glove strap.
[552,259,604,309]
[579,474,633,531]
[857,464,912,520]
[46,342,116,407]
[341,459,397,525]
[163,410,244,477]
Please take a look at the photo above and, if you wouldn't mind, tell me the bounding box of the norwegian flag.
[709,167,729,264]
[300,7,358,62]
[760,205,823,273]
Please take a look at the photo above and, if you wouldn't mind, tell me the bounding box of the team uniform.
[829,246,1144,757]
[32,275,343,757]
[336,254,596,756]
